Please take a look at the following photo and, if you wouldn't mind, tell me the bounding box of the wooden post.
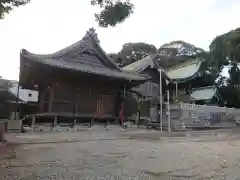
[15,82,20,120]
[175,82,178,101]
[122,84,126,126]
[167,90,171,132]
[73,89,78,117]
[137,99,141,128]
[159,69,163,131]
[48,86,55,112]
[74,98,78,116]
[39,90,45,112]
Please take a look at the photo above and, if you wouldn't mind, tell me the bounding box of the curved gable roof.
[20,28,146,82]
[165,59,202,82]
[122,55,202,83]
[191,86,217,101]
[122,55,157,73]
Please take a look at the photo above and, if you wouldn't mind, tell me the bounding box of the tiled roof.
[190,86,217,101]
[20,28,146,81]
[122,55,202,82]
[165,59,202,82]
[122,55,158,73]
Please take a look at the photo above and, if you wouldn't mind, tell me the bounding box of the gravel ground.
[1,128,240,179]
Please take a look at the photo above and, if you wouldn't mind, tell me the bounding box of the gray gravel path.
[1,129,240,179]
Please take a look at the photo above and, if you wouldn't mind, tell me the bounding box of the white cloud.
[0,0,239,80]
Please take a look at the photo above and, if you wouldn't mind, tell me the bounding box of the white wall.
[9,82,38,102]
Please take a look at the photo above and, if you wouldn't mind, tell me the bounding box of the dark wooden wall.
[38,81,119,117]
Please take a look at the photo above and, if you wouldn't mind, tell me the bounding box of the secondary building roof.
[122,55,202,83]
[165,59,202,82]
[122,55,158,73]
[190,86,217,102]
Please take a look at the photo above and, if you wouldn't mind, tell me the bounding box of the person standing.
[119,102,124,127]
[0,122,7,143]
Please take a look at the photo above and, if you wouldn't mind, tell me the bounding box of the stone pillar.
[53,116,58,128]
[31,116,36,128]
[105,119,108,128]
[89,118,94,128]
[73,119,76,128]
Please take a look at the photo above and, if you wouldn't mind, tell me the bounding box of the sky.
[0,0,240,80]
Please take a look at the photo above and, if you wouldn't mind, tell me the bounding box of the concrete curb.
[7,133,188,145]
[7,137,132,145]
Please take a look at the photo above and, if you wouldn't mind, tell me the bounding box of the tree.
[108,53,123,66]
[1,0,133,28]
[157,41,208,68]
[209,27,240,77]
[209,27,240,107]
[118,42,157,67]
[157,41,216,79]
[0,0,29,19]
[91,0,134,27]
[220,62,240,108]
[0,77,13,90]
[210,28,240,65]
[154,40,220,88]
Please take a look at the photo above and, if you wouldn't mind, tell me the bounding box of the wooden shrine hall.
[19,28,146,126]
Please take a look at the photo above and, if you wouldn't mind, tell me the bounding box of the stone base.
[7,120,22,132]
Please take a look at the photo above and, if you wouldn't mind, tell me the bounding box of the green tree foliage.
[157,41,207,68]
[209,28,240,81]
[117,42,157,67]
[156,41,217,85]
[210,27,240,107]
[220,63,240,108]
[91,0,134,27]
[1,0,133,28]
[108,52,123,66]
[0,78,13,90]
[210,27,240,64]
[0,0,29,19]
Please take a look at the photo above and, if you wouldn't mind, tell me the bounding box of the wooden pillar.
[123,84,126,121]
[167,90,171,132]
[15,82,20,120]
[73,89,78,116]
[39,90,45,112]
[175,82,178,100]
[96,100,100,115]
[48,86,55,112]
[74,99,78,116]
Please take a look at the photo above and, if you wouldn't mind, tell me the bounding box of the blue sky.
[0,0,239,80]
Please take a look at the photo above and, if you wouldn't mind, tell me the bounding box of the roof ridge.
[21,28,99,58]
[87,29,123,72]
[20,28,147,82]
